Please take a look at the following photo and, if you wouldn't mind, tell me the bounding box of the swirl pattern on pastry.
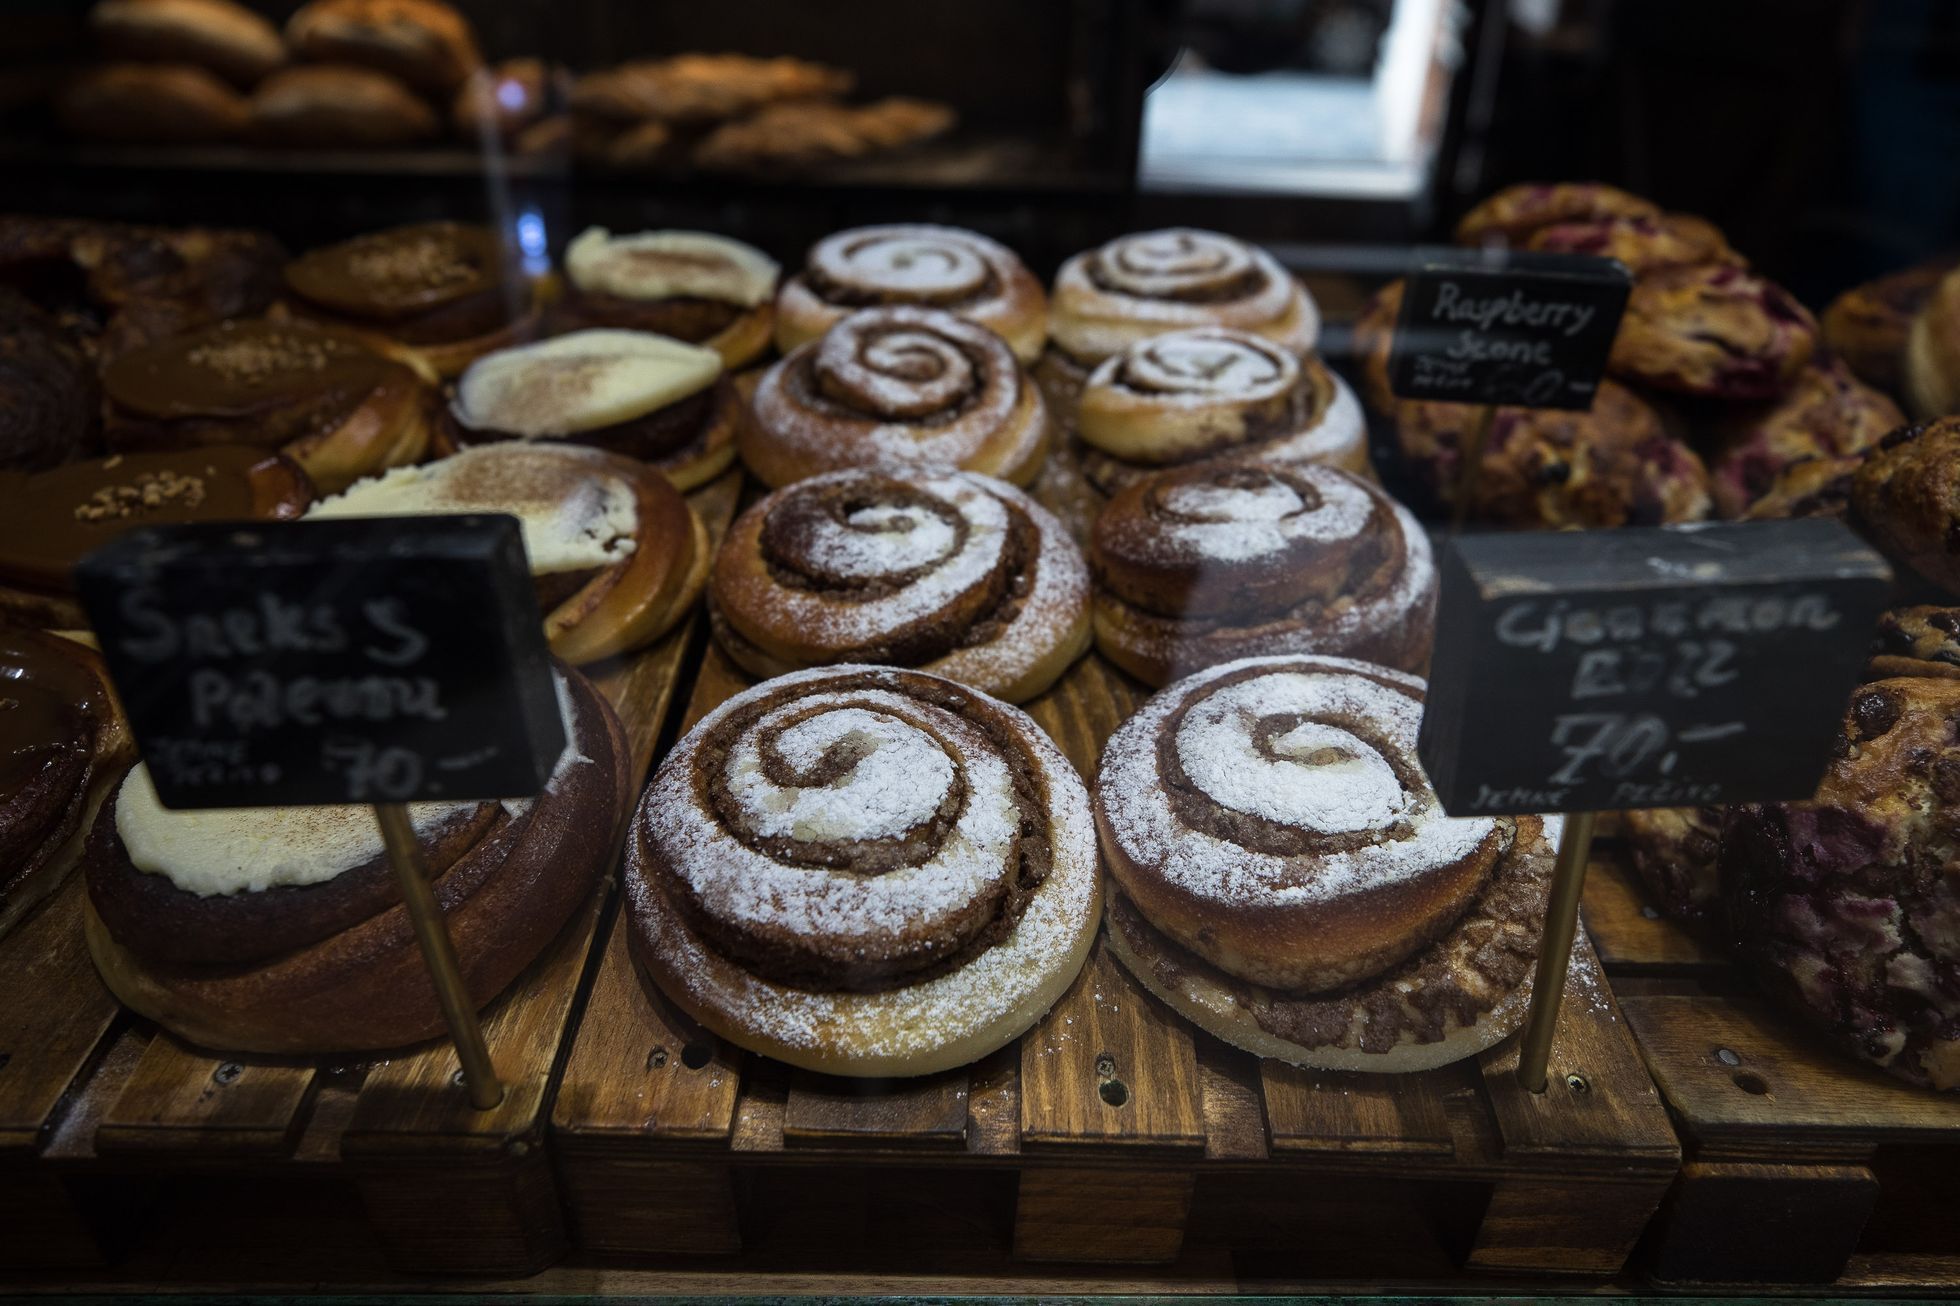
[1074,327,1368,493]
[1090,462,1435,684]
[625,665,1100,1076]
[1049,228,1318,367]
[776,224,1048,362]
[1609,264,1817,400]
[1454,181,1660,245]
[1096,655,1517,995]
[711,468,1090,702]
[742,305,1048,487]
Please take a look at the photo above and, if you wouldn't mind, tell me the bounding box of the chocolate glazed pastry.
[1823,257,1957,395]
[0,447,312,628]
[1619,806,1724,926]
[1609,264,1818,400]
[1040,229,1319,421]
[0,290,98,471]
[711,468,1090,703]
[282,221,537,379]
[625,664,1101,1077]
[742,305,1050,488]
[1723,678,1960,1090]
[1869,606,1960,681]
[1706,360,1903,519]
[775,224,1049,364]
[1074,327,1370,495]
[1454,181,1661,245]
[1096,654,1557,1070]
[82,666,629,1054]
[101,318,428,494]
[1851,417,1960,596]
[1091,461,1436,686]
[1,631,134,939]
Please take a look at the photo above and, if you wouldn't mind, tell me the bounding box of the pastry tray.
[1584,848,1960,1289]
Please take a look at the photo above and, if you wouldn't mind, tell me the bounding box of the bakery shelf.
[1583,851,1960,1289]
[0,470,742,1278]
[550,637,1681,1277]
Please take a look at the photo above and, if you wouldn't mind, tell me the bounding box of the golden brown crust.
[91,0,286,87]
[1706,360,1903,519]
[1852,417,1960,596]
[568,54,852,124]
[775,225,1048,364]
[709,467,1090,702]
[1455,182,1661,245]
[546,456,711,665]
[250,64,439,147]
[1522,212,1739,274]
[1823,257,1957,394]
[692,99,954,174]
[57,63,249,143]
[1619,805,1723,925]
[1869,605,1960,682]
[451,58,558,141]
[284,0,481,93]
[1610,265,1818,400]
[83,667,629,1054]
[1090,462,1436,686]
[1905,265,1960,421]
[741,305,1049,488]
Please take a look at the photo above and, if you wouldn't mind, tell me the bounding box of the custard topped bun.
[83,665,630,1054]
[559,228,779,370]
[308,442,709,663]
[447,329,738,491]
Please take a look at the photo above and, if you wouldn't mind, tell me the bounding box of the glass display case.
[2,0,1958,1298]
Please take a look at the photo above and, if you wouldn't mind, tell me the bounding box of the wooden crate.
[1582,849,1960,1289]
[0,472,740,1277]
[552,644,1680,1276]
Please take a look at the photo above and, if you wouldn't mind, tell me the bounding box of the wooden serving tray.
[0,472,741,1276]
[1583,847,1960,1289]
[551,643,1680,1276]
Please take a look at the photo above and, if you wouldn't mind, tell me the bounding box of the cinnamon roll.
[1,630,134,939]
[1851,417,1960,596]
[1040,229,1319,420]
[557,227,779,371]
[1823,257,1956,395]
[1609,265,1818,400]
[83,664,629,1054]
[1097,654,1557,1070]
[1706,360,1903,518]
[1523,213,1740,274]
[282,221,539,379]
[307,442,709,665]
[711,468,1090,703]
[741,305,1049,488]
[445,329,738,492]
[1454,181,1661,246]
[625,665,1101,1077]
[100,318,428,494]
[1905,264,1960,421]
[1090,462,1436,686]
[774,224,1048,364]
[1074,327,1369,495]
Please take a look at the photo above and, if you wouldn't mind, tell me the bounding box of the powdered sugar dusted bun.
[1076,328,1369,495]
[776,224,1049,363]
[1096,654,1557,1070]
[1049,229,1319,369]
[742,305,1050,488]
[625,665,1101,1077]
[1091,462,1436,685]
[711,468,1090,702]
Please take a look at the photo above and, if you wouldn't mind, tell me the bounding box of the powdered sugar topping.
[1157,465,1372,562]
[1107,328,1297,404]
[726,705,956,842]
[809,225,996,298]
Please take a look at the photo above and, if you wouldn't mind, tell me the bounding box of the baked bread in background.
[57,63,249,142]
[1851,417,1960,596]
[90,0,285,87]
[1823,257,1957,397]
[284,0,481,93]
[250,63,438,146]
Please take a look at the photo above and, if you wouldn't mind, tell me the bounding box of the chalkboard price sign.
[1387,247,1631,410]
[1419,520,1894,817]
[76,516,565,810]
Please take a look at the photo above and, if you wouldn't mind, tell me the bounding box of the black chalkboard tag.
[75,516,564,810]
[1418,519,1894,817]
[1388,247,1631,410]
